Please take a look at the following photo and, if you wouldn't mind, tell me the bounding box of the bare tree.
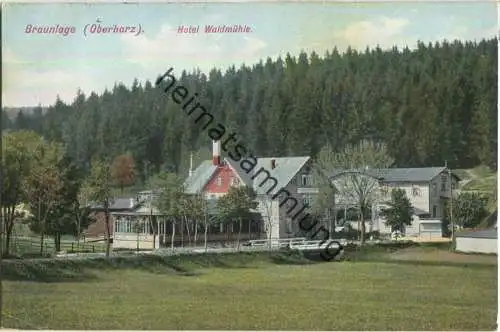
[85,159,115,258]
[258,196,275,251]
[315,140,394,244]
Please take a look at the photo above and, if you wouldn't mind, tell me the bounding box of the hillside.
[2,38,497,179]
[458,165,497,194]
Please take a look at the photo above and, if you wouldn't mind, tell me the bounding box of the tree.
[380,188,414,234]
[185,192,207,247]
[311,162,337,235]
[258,197,275,250]
[217,186,258,250]
[1,130,44,256]
[73,184,95,245]
[441,200,451,237]
[23,140,65,255]
[110,153,136,194]
[453,192,490,229]
[85,159,115,257]
[43,157,95,252]
[317,140,394,244]
[151,172,185,250]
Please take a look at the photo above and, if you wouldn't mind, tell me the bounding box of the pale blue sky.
[2,2,497,106]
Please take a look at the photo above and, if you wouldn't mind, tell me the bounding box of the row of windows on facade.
[216,176,240,187]
[380,179,455,198]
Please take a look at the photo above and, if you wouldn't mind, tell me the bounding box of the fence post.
[92,245,95,253]
[71,243,74,252]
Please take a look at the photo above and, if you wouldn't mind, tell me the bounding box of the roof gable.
[184,160,218,194]
[185,156,311,196]
[227,156,310,195]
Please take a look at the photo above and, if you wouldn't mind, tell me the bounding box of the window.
[441,175,448,192]
[216,175,223,187]
[231,177,240,186]
[301,174,312,187]
[432,183,438,196]
[302,194,313,207]
[432,205,437,218]
[412,185,421,197]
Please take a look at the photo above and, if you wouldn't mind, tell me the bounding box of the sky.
[2,1,498,107]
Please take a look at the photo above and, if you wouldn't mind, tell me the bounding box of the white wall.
[113,233,156,249]
[456,237,497,254]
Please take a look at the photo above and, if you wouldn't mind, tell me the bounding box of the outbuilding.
[455,228,497,254]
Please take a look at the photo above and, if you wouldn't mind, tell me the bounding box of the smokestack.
[271,158,276,169]
[212,140,221,166]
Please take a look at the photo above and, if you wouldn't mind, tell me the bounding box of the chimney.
[271,158,276,170]
[212,140,221,166]
[189,152,194,177]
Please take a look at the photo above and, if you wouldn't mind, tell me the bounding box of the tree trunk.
[194,220,198,247]
[136,224,140,253]
[54,233,61,252]
[76,215,81,246]
[104,208,111,258]
[237,218,242,250]
[360,216,366,244]
[39,231,45,256]
[268,221,272,251]
[248,220,251,240]
[204,219,208,253]
[170,220,176,250]
[181,218,184,247]
[186,217,192,247]
[4,220,14,257]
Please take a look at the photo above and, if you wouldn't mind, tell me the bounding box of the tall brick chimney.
[212,140,221,166]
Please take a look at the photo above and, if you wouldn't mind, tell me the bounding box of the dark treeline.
[2,38,497,182]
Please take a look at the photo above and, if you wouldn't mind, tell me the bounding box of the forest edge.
[155,67,343,261]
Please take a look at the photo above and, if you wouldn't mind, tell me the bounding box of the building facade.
[330,167,460,237]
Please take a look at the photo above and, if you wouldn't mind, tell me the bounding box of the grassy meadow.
[3,246,497,330]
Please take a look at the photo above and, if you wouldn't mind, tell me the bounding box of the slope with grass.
[3,248,497,330]
[458,165,497,195]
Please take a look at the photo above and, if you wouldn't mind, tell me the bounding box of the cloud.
[333,17,411,50]
[2,48,95,107]
[120,23,267,75]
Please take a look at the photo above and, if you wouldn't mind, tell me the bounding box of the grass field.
[3,246,497,330]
